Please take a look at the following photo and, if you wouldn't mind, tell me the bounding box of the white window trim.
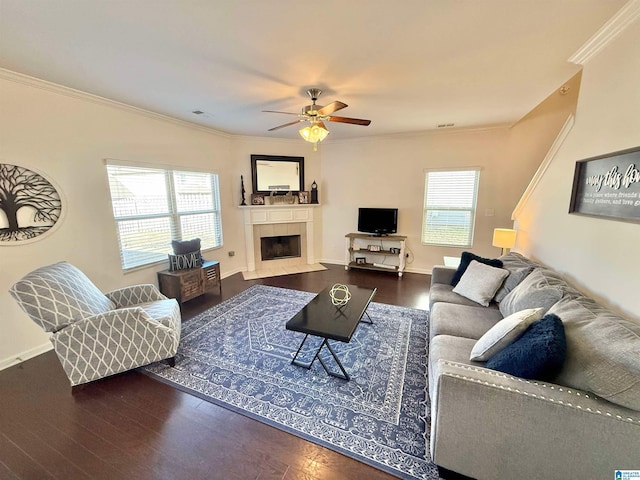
[421,167,481,248]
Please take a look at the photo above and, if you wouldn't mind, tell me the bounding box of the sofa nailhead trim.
[441,361,640,425]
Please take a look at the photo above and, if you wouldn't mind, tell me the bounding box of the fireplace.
[261,235,301,261]
[241,205,317,272]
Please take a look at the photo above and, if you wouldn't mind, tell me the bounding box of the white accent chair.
[10,261,181,386]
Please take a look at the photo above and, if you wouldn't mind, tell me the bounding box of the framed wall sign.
[569,146,640,223]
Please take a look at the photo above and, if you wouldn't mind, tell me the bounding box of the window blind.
[422,169,480,247]
[106,164,223,270]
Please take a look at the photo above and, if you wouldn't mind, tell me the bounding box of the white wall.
[0,74,315,368]
[514,18,640,320]
[320,129,509,271]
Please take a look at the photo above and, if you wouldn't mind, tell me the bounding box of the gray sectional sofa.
[428,252,640,480]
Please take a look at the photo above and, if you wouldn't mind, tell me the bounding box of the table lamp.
[492,228,517,255]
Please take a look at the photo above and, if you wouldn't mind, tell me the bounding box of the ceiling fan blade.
[263,110,302,116]
[326,116,371,126]
[267,119,305,131]
[317,101,347,116]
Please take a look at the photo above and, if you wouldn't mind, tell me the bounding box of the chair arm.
[105,284,167,308]
[431,266,456,285]
[50,307,178,385]
[430,361,640,480]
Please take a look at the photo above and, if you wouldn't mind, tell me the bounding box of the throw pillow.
[450,252,503,286]
[452,260,509,307]
[549,296,640,411]
[494,266,534,303]
[485,314,567,381]
[499,268,563,317]
[172,238,201,255]
[168,251,203,271]
[470,307,544,361]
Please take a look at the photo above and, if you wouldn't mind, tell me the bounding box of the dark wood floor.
[1,264,432,480]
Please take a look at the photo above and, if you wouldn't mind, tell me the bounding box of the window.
[106,163,223,270]
[422,169,480,247]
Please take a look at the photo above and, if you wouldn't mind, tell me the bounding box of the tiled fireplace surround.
[241,205,317,272]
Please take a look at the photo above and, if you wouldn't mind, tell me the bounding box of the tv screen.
[358,208,398,235]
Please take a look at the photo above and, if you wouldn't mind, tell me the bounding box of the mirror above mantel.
[251,154,304,195]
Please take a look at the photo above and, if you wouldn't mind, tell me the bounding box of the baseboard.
[220,266,246,279]
[0,342,53,371]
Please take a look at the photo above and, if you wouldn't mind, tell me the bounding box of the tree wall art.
[0,163,63,243]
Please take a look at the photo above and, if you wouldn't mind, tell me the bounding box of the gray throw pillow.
[494,266,534,303]
[172,238,201,254]
[550,297,640,411]
[168,251,203,271]
[499,268,563,318]
[452,260,509,307]
[470,307,544,361]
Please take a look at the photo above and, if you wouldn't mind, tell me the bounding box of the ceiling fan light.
[299,123,329,143]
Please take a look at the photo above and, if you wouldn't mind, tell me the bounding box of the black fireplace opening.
[261,235,302,261]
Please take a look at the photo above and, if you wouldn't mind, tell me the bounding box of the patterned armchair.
[10,262,181,386]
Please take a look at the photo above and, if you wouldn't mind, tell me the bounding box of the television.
[357,208,398,236]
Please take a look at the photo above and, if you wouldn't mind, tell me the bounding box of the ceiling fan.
[263,88,371,150]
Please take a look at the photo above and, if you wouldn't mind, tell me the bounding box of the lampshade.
[492,228,517,254]
[299,122,329,151]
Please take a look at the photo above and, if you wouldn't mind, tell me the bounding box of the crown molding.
[569,0,640,65]
[0,68,231,139]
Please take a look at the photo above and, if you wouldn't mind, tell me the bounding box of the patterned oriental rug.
[142,285,438,480]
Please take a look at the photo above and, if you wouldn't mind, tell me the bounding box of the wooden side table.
[157,260,221,304]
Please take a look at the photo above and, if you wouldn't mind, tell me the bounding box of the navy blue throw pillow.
[451,252,503,286]
[485,314,567,381]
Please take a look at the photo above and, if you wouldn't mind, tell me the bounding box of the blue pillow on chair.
[485,314,567,381]
[451,251,503,286]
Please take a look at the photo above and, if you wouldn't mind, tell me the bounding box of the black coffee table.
[285,284,377,380]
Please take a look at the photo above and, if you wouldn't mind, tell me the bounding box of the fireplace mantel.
[239,205,319,272]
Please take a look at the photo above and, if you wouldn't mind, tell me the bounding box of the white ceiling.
[0,0,626,140]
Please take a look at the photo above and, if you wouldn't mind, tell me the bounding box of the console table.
[157,260,221,304]
[345,233,407,277]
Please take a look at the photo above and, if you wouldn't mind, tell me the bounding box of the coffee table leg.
[291,336,351,381]
[316,339,351,381]
[360,311,373,324]
[291,334,314,369]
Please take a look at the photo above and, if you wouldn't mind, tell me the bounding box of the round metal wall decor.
[0,163,63,244]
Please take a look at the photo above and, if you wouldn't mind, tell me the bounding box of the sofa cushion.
[494,266,534,303]
[9,262,115,333]
[430,303,503,341]
[498,251,538,270]
[550,297,640,411]
[428,335,482,398]
[470,307,544,361]
[452,260,509,307]
[429,283,500,310]
[450,252,503,286]
[499,268,563,317]
[485,314,567,381]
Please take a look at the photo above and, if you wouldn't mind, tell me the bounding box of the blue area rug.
[143,285,437,479]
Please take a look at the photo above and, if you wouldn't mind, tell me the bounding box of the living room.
[1,1,639,479]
